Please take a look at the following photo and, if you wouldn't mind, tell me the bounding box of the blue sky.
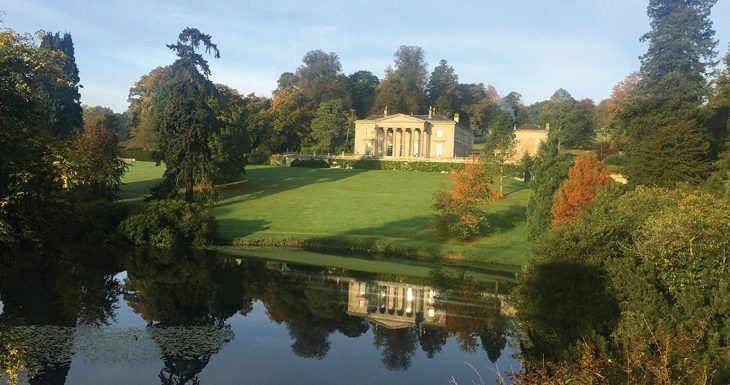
[3,0,730,113]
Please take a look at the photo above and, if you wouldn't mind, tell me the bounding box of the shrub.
[431,160,497,239]
[290,159,330,168]
[601,153,626,167]
[118,199,216,248]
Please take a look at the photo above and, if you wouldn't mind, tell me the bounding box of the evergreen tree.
[39,32,83,137]
[622,0,718,186]
[304,99,355,154]
[153,28,220,202]
[426,59,461,118]
[526,136,574,240]
[347,70,379,118]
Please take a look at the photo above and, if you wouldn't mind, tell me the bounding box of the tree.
[551,153,611,224]
[0,30,70,250]
[65,122,127,199]
[304,99,355,154]
[432,158,497,239]
[373,45,428,114]
[127,66,173,150]
[347,70,379,118]
[208,84,250,182]
[526,136,574,240]
[484,111,517,197]
[539,89,594,149]
[82,105,128,140]
[427,59,461,118]
[621,0,718,186]
[153,28,221,202]
[39,31,83,137]
[628,120,712,187]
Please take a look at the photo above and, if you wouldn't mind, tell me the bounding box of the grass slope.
[121,162,532,265]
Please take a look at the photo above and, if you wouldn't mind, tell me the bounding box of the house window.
[435,143,443,158]
[436,129,443,138]
[364,141,372,155]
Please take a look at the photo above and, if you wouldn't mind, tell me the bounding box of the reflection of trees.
[0,248,122,385]
[372,326,418,371]
[260,275,369,359]
[512,260,620,363]
[121,249,249,385]
[418,326,449,358]
[428,267,510,361]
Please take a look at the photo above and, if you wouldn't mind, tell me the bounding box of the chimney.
[453,113,460,123]
[428,106,433,118]
[384,106,388,116]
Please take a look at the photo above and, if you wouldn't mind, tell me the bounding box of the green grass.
[119,160,164,202]
[121,162,533,265]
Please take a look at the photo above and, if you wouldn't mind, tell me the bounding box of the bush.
[118,199,216,248]
[602,153,626,167]
[290,159,330,168]
[330,158,466,172]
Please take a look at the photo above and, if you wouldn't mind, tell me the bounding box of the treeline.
[514,1,730,383]
[126,45,605,161]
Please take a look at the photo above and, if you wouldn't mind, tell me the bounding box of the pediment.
[373,114,427,124]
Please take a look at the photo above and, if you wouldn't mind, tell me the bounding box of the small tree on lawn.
[484,112,517,197]
[552,153,611,224]
[432,158,497,239]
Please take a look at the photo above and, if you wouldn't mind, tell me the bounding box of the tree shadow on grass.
[119,178,163,201]
[482,205,526,235]
[215,219,271,240]
[213,167,366,208]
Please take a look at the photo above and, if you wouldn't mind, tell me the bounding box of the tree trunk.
[185,170,194,202]
[499,163,504,197]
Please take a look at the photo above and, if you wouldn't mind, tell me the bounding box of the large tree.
[373,45,428,115]
[539,89,594,149]
[303,99,355,154]
[208,84,251,182]
[127,66,173,150]
[621,0,718,186]
[152,28,221,202]
[347,70,379,118]
[427,59,461,118]
[39,32,83,137]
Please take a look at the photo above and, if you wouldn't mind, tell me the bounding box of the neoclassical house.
[353,107,474,159]
[513,123,549,161]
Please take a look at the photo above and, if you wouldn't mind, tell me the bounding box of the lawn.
[121,162,533,265]
[119,160,164,202]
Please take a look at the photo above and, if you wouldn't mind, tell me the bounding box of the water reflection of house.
[346,280,446,329]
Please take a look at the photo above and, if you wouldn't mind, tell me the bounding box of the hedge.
[291,159,330,168]
[330,159,466,172]
[602,153,627,167]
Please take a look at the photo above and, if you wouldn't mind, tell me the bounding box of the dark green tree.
[208,84,250,182]
[303,99,355,154]
[348,70,379,118]
[526,136,574,240]
[127,66,173,150]
[621,0,718,186]
[427,59,461,118]
[373,45,428,114]
[539,89,594,149]
[39,32,83,137]
[153,28,220,202]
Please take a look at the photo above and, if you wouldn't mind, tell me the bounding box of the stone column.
[425,130,431,158]
[382,128,388,156]
[395,129,401,157]
[419,129,425,158]
[407,129,412,157]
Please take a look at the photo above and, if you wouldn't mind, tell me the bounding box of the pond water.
[0,248,521,385]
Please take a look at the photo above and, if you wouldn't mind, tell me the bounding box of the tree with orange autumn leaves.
[432,157,497,239]
[551,153,611,224]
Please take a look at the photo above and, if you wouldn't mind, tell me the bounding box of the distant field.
[119,160,164,202]
[121,162,533,265]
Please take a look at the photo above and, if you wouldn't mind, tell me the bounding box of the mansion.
[353,107,474,159]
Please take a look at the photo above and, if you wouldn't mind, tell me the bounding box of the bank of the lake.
[121,162,532,265]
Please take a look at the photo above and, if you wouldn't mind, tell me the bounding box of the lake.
[0,248,521,385]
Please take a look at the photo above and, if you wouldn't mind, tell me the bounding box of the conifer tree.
[39,32,83,137]
[526,136,574,240]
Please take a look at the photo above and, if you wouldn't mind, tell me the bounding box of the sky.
[3,0,730,113]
